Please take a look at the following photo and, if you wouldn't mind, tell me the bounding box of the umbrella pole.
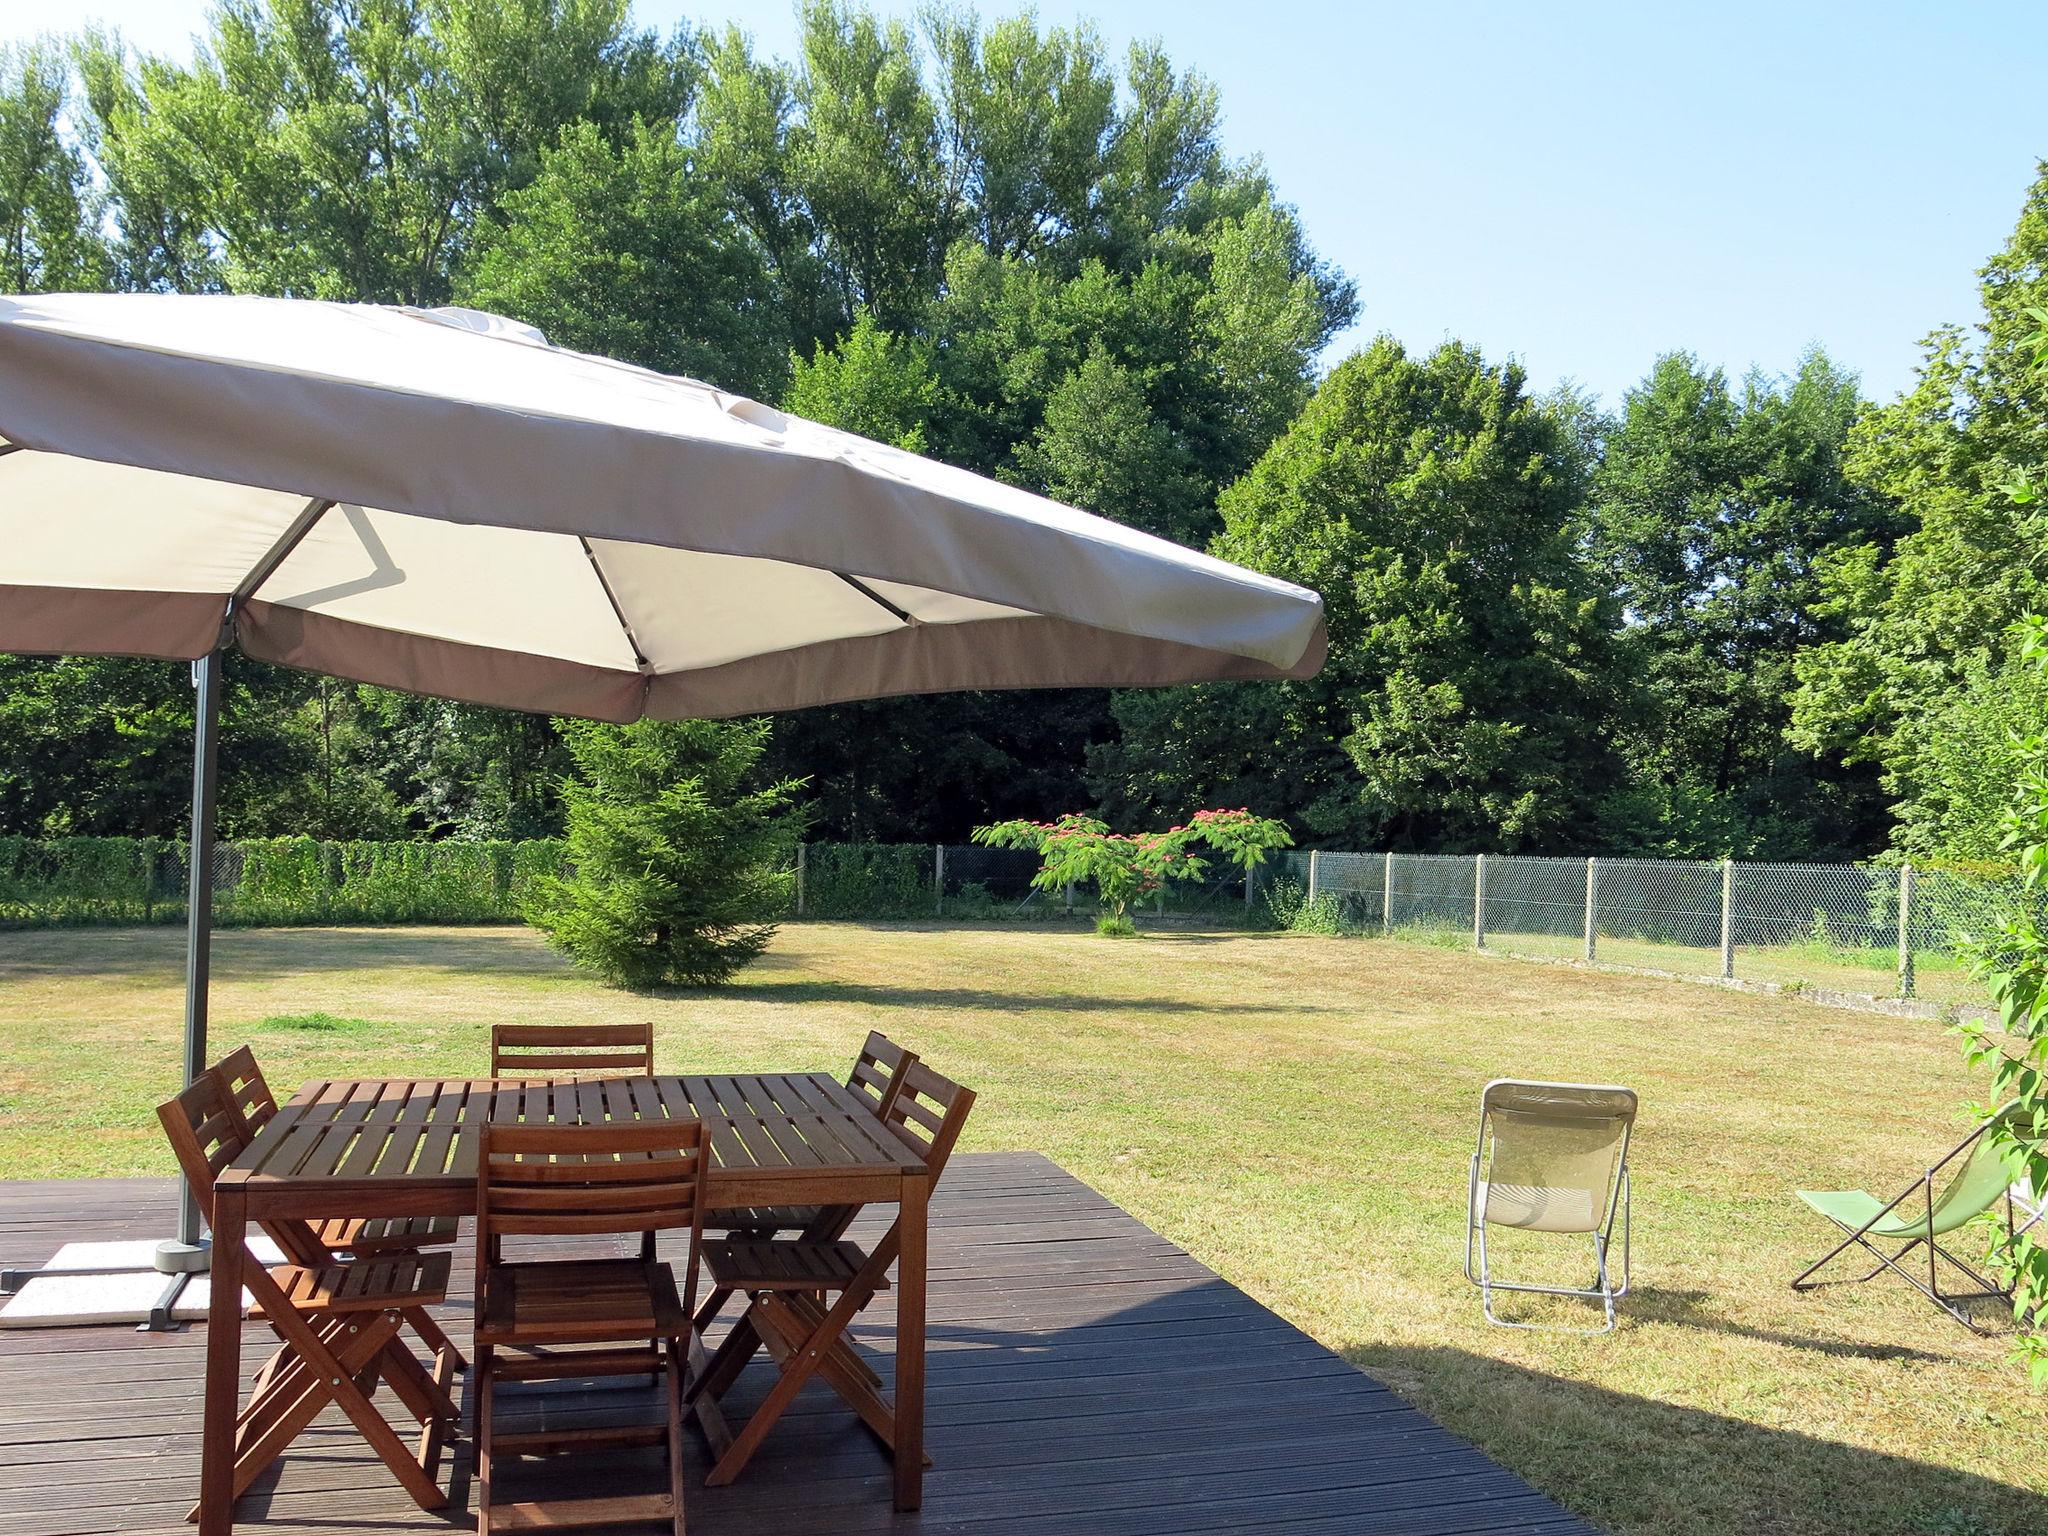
[153,650,221,1288]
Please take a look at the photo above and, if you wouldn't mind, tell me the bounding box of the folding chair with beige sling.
[1465,1079,1637,1334]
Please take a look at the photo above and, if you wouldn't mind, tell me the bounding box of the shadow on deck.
[0,1153,1592,1536]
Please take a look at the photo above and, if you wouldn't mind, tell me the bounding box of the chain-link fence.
[796,842,1264,922]
[0,834,2028,1006]
[1270,850,2016,1008]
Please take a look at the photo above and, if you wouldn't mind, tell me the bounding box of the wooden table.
[197,1074,932,1535]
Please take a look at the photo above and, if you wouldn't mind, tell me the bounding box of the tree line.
[1,0,2042,865]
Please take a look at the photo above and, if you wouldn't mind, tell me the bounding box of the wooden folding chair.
[157,1071,461,1519]
[692,1060,975,1487]
[215,1044,460,1258]
[473,1120,710,1536]
[708,1031,918,1239]
[490,1022,655,1077]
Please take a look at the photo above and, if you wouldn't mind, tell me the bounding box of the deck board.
[0,1154,1590,1535]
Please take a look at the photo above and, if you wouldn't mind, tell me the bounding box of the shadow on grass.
[1349,1341,2037,1536]
[1645,1287,1981,1363]
[736,975,1336,1015]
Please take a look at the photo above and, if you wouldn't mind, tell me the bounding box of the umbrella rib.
[235,497,337,607]
[579,537,655,676]
[835,572,915,626]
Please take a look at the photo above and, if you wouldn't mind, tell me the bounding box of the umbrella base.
[154,1237,212,1274]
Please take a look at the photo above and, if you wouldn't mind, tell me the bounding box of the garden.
[0,917,2037,1536]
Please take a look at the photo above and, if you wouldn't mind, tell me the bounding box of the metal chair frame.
[1463,1079,1635,1335]
[1790,1113,2035,1333]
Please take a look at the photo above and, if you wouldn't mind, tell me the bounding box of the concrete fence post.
[1898,864,1916,999]
[1307,849,1321,904]
[1245,864,1255,914]
[795,843,807,918]
[1583,857,1598,964]
[1383,852,1395,935]
[1719,858,1734,979]
[1473,853,1487,950]
[934,844,945,918]
[1063,879,1074,914]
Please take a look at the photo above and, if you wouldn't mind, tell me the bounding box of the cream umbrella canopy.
[0,292,1326,1282]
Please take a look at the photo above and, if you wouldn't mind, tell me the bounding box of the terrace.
[0,1154,1590,1536]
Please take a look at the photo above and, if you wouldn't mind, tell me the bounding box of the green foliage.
[1792,164,2048,860]
[975,813,1205,922]
[5,2,1362,852]
[973,807,1287,927]
[257,1011,381,1034]
[460,118,789,399]
[0,38,106,292]
[83,0,689,305]
[801,842,931,918]
[783,310,940,450]
[1093,912,1136,938]
[525,719,801,988]
[1585,349,1899,859]
[1956,623,2048,1379]
[1262,875,1345,936]
[0,833,563,927]
[0,835,169,925]
[1098,338,1624,851]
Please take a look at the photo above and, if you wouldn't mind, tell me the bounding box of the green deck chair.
[1791,1102,2031,1331]
[1464,1079,1637,1334]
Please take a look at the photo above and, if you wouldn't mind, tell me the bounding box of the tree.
[781,309,939,450]
[0,38,106,293]
[526,718,801,987]
[1094,337,1626,850]
[1584,349,1901,858]
[0,654,349,838]
[1958,624,2048,1379]
[1791,165,2048,855]
[461,118,788,398]
[973,806,1288,932]
[83,0,690,305]
[6,2,1360,850]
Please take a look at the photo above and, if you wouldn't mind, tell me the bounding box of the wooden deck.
[0,1154,1592,1536]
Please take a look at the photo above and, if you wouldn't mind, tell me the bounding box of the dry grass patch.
[0,920,2040,1536]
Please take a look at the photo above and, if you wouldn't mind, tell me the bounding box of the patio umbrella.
[0,292,1325,1297]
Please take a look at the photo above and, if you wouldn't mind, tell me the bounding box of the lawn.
[0,919,2040,1536]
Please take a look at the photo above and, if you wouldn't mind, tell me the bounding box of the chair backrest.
[846,1031,917,1118]
[215,1044,279,1136]
[1926,1101,2026,1235]
[879,1061,976,1181]
[1476,1079,1636,1235]
[156,1069,250,1228]
[491,1022,654,1078]
[476,1120,709,1312]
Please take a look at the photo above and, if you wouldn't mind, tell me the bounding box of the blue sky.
[11,1,2047,407]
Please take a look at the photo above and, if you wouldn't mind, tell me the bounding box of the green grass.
[255,1010,387,1033]
[0,920,2040,1536]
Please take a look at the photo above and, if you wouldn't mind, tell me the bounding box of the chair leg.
[684,1324,732,1458]
[665,1336,688,1536]
[474,1345,494,1536]
[691,1311,760,1406]
[401,1304,467,1372]
[692,1286,734,1334]
[187,1311,401,1519]
[1798,1219,2007,1332]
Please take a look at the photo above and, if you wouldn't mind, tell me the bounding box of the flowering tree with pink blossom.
[973,808,1292,932]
